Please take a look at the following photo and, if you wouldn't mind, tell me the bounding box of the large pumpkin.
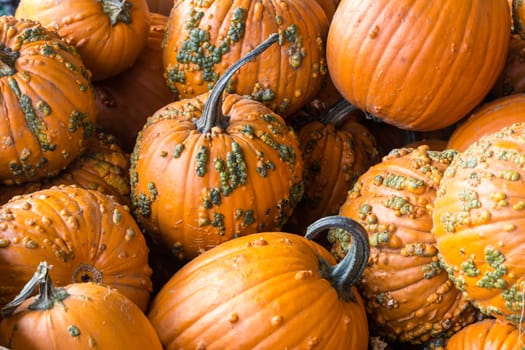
[148,216,370,350]
[445,318,523,349]
[326,0,511,131]
[433,122,525,326]
[0,185,152,311]
[16,0,150,81]
[131,35,304,260]
[0,16,96,185]
[447,94,525,152]
[336,146,480,344]
[0,262,162,350]
[94,12,178,152]
[162,0,328,118]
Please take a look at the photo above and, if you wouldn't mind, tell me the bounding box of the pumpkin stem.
[195,33,280,134]
[0,262,69,318]
[305,215,369,303]
[100,0,133,26]
[319,98,358,127]
[0,43,19,77]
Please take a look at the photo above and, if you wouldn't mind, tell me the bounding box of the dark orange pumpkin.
[0,262,162,349]
[445,318,524,349]
[447,94,525,152]
[148,216,370,349]
[16,0,151,81]
[94,12,178,152]
[146,0,173,15]
[0,185,152,312]
[162,0,329,118]
[433,122,525,326]
[492,34,525,98]
[336,146,480,344]
[326,0,511,131]
[0,16,97,185]
[131,34,304,260]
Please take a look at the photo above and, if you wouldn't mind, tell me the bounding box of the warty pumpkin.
[131,34,304,260]
[445,318,524,349]
[335,146,480,344]
[0,185,152,312]
[0,262,162,350]
[94,12,178,153]
[326,0,511,131]
[433,122,525,326]
[162,0,329,118]
[15,0,151,81]
[0,16,97,185]
[0,131,131,206]
[148,215,370,350]
[447,94,525,152]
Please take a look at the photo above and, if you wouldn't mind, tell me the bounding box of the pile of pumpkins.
[0,0,525,349]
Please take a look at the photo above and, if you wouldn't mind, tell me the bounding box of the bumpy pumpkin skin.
[131,93,304,260]
[0,131,131,206]
[95,12,178,153]
[0,185,153,311]
[445,318,524,350]
[326,0,511,131]
[336,147,479,344]
[148,231,369,350]
[433,122,525,326]
[0,280,162,349]
[162,0,329,118]
[447,94,525,152]
[0,16,97,185]
[16,0,150,81]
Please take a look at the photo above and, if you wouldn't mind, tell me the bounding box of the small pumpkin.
[433,122,525,326]
[0,262,162,350]
[16,0,151,81]
[162,0,329,118]
[94,12,178,152]
[148,216,370,350]
[131,34,304,260]
[447,94,525,152]
[445,318,524,349]
[335,146,480,344]
[0,131,131,206]
[326,0,511,131]
[0,16,96,185]
[0,185,152,312]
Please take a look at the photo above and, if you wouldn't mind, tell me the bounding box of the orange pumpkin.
[131,34,304,260]
[94,12,177,152]
[0,16,97,185]
[326,0,511,131]
[447,94,525,152]
[336,146,480,344]
[148,216,370,349]
[433,122,525,326]
[0,131,131,206]
[0,262,162,350]
[0,185,152,311]
[445,318,524,349]
[16,0,150,81]
[492,34,525,98]
[162,0,329,118]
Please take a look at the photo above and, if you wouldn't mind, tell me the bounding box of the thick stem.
[0,262,69,318]
[194,33,280,134]
[0,44,18,77]
[319,98,358,127]
[305,215,370,303]
[101,0,133,26]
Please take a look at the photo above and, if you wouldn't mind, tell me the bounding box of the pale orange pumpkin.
[445,318,524,349]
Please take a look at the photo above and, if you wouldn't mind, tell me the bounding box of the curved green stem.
[305,215,369,303]
[194,33,280,134]
[101,0,133,26]
[319,98,358,127]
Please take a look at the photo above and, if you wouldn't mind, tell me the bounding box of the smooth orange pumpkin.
[336,146,480,344]
[0,185,152,311]
[0,262,162,350]
[326,0,511,131]
[162,0,329,118]
[447,94,525,152]
[445,318,524,349]
[148,216,370,349]
[0,16,97,185]
[16,0,151,81]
